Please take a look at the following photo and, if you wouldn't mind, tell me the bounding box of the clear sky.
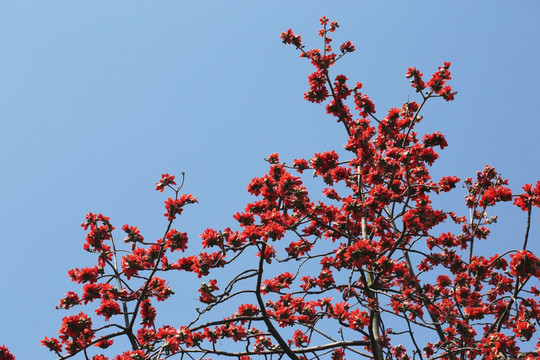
[1,1,539,358]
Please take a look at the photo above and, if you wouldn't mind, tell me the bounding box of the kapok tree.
[6,16,537,360]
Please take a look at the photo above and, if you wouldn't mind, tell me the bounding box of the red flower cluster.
[514,181,540,210]
[406,62,456,101]
[406,67,427,92]
[164,194,198,221]
[155,173,177,192]
[280,29,302,48]
[30,16,540,360]
[58,312,94,354]
[0,346,15,360]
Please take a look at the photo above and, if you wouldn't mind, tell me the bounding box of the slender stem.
[523,205,532,250]
[255,242,301,360]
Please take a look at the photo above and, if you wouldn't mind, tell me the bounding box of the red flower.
[479,186,512,207]
[41,337,62,353]
[339,40,355,53]
[344,240,376,268]
[198,279,219,303]
[293,158,310,173]
[113,350,147,360]
[513,319,536,341]
[0,346,15,360]
[95,299,121,321]
[438,175,460,192]
[510,250,540,277]
[405,67,426,91]
[280,29,302,48]
[68,266,100,284]
[514,181,540,210]
[267,153,280,164]
[423,131,448,149]
[92,355,109,360]
[292,329,309,347]
[235,304,260,318]
[165,229,189,251]
[140,299,156,327]
[164,194,198,221]
[95,338,113,349]
[155,173,176,192]
[58,291,80,309]
[58,312,95,353]
[122,225,144,247]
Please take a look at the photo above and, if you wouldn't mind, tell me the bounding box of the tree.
[3,16,540,360]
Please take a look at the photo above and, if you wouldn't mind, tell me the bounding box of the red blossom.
[155,173,177,192]
[292,329,309,347]
[514,181,540,210]
[36,18,540,360]
[139,299,156,327]
[339,40,355,53]
[405,67,426,91]
[95,338,113,349]
[235,304,260,318]
[122,224,144,248]
[0,347,15,360]
[57,312,95,353]
[113,350,147,360]
[165,229,188,251]
[95,299,121,321]
[438,175,460,192]
[41,337,62,353]
[423,131,448,149]
[480,186,512,207]
[163,194,198,221]
[198,279,219,303]
[68,266,100,284]
[280,29,302,48]
[58,291,80,309]
[510,250,540,278]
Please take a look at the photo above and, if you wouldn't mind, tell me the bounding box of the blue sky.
[1,1,539,358]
